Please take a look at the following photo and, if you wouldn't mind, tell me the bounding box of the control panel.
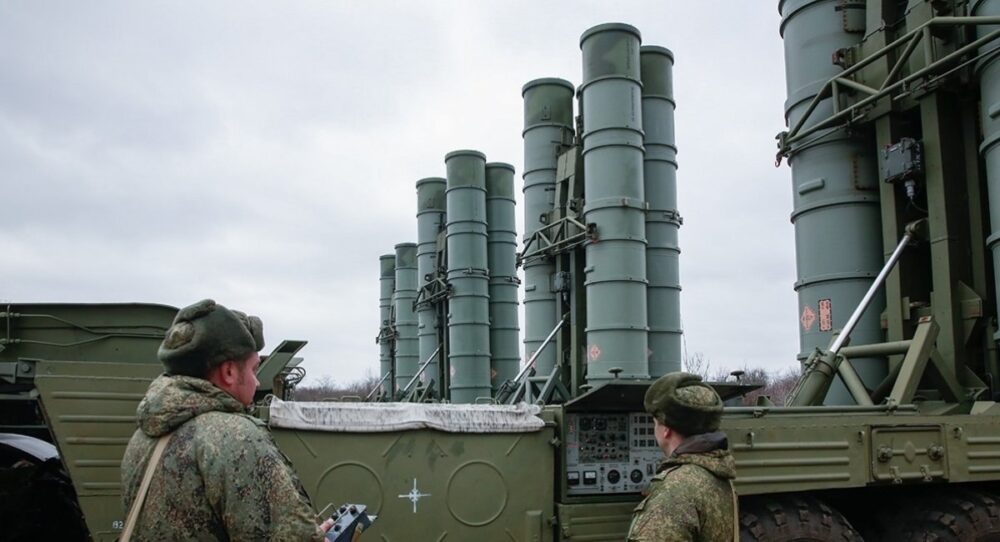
[564,412,662,495]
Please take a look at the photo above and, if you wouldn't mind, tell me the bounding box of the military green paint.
[393,243,419,392]
[780,0,885,402]
[521,78,575,376]
[415,178,446,393]
[269,422,556,541]
[33,359,162,541]
[580,23,650,382]
[640,46,682,377]
[485,162,521,389]
[445,150,492,403]
[0,303,175,367]
[974,0,1000,343]
[378,254,396,396]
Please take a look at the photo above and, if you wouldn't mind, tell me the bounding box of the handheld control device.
[325,503,375,542]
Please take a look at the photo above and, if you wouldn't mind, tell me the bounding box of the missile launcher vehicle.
[6,2,1000,540]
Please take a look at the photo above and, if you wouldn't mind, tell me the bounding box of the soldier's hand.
[319,518,335,534]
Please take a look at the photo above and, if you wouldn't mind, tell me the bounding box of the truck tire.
[880,488,1000,541]
[740,494,864,541]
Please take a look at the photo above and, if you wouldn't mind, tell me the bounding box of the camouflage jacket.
[121,375,324,541]
[627,431,737,542]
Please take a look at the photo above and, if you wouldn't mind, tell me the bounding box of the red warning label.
[819,299,833,332]
[800,305,817,331]
[588,344,602,360]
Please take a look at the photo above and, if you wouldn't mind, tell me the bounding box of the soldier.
[627,372,738,541]
[121,299,334,541]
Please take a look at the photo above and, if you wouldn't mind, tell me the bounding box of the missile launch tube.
[416,177,446,391]
[640,45,682,377]
[392,243,419,392]
[973,0,1000,343]
[779,0,884,402]
[486,162,521,389]
[521,78,575,376]
[445,150,492,403]
[378,254,396,396]
[580,23,650,383]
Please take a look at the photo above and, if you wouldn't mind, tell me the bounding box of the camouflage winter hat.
[158,299,265,377]
[644,372,723,436]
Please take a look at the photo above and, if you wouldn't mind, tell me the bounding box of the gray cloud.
[2,1,804,385]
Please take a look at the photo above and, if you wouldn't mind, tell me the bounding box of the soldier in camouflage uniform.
[121,299,332,541]
[627,372,738,542]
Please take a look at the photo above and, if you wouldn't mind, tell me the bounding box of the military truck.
[8,1,1000,540]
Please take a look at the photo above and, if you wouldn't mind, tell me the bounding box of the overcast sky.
[1,1,798,385]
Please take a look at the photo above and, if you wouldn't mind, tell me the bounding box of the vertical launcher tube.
[486,162,521,389]
[580,23,650,383]
[445,150,492,403]
[521,78,575,376]
[378,254,396,396]
[640,45,682,377]
[416,177,446,390]
[779,0,884,402]
[392,243,419,392]
[974,0,1000,343]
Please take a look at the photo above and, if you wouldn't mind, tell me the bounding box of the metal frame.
[518,217,591,267]
[777,16,1000,161]
[496,318,565,404]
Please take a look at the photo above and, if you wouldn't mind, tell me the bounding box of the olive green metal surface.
[580,23,650,382]
[485,162,521,389]
[270,423,556,541]
[0,303,176,365]
[445,150,492,403]
[34,360,161,542]
[640,45,682,377]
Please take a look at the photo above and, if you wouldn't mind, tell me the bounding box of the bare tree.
[682,353,802,406]
[292,372,381,401]
[683,352,712,378]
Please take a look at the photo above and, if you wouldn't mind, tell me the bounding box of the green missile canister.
[393,243,419,392]
[416,177,446,392]
[521,78,575,376]
[780,0,885,402]
[974,0,1000,345]
[486,162,521,389]
[378,254,396,396]
[580,23,650,383]
[641,45,682,377]
[445,150,492,403]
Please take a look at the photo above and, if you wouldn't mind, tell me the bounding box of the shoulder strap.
[121,434,173,542]
[730,480,739,542]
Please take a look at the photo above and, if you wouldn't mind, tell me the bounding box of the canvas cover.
[268,399,545,433]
